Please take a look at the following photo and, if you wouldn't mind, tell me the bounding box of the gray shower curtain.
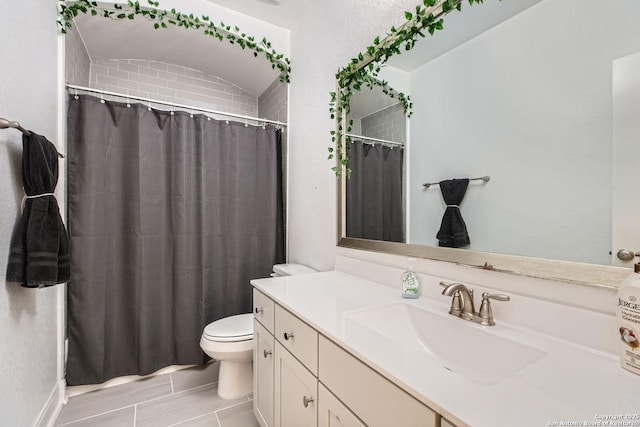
[66,95,284,385]
[346,142,404,242]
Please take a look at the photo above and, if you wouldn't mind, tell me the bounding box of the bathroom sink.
[346,303,546,385]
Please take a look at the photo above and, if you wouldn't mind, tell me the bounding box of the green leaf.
[404,11,412,20]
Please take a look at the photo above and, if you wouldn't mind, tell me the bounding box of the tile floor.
[55,363,260,427]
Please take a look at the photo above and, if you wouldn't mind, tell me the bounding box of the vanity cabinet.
[318,384,366,427]
[253,319,274,427]
[254,289,319,427]
[274,341,318,427]
[253,289,275,333]
[319,336,438,427]
[253,289,444,427]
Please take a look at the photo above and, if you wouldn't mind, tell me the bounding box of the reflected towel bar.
[423,176,490,189]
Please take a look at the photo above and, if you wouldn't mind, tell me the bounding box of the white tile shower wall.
[361,103,406,143]
[89,59,258,117]
[258,77,287,123]
[65,24,91,86]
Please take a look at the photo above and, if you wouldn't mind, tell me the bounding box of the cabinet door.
[441,419,457,427]
[318,384,365,427]
[254,320,274,427]
[274,341,317,427]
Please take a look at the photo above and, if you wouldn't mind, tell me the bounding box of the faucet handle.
[484,293,510,302]
[478,292,510,326]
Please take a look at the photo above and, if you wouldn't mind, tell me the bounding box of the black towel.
[6,132,70,287]
[436,178,471,248]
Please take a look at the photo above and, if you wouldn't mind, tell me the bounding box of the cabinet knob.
[302,395,314,408]
[284,332,294,341]
[263,349,272,358]
[617,249,640,262]
[254,307,263,314]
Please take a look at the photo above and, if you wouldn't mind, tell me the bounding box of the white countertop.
[252,271,640,427]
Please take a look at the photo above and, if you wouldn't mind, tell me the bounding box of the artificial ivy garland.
[58,0,291,83]
[329,0,485,176]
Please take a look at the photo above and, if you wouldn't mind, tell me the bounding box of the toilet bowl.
[200,264,317,399]
[200,313,254,399]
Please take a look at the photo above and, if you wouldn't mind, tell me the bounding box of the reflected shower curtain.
[346,142,404,242]
[66,95,284,385]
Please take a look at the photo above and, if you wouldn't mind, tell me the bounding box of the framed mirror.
[336,0,640,288]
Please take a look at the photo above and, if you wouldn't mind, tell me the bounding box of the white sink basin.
[346,303,546,385]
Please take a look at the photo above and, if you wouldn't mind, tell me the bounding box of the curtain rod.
[66,84,288,128]
[345,133,405,147]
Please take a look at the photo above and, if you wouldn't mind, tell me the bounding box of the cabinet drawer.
[275,304,318,375]
[319,335,438,427]
[274,341,318,427]
[318,383,365,427]
[253,289,275,333]
[253,320,274,427]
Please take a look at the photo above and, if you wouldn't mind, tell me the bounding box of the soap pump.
[617,252,640,376]
[401,258,420,299]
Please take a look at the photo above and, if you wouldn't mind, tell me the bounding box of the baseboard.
[33,379,65,427]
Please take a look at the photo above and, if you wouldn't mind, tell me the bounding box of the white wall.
[287,0,419,270]
[0,1,64,425]
[407,0,640,265]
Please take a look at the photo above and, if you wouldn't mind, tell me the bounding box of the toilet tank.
[271,263,317,277]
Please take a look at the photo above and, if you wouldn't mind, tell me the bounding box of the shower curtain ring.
[100,94,105,104]
[74,88,79,100]
[147,101,152,112]
[189,106,194,119]
[126,92,131,108]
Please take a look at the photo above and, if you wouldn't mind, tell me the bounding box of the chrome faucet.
[440,282,510,326]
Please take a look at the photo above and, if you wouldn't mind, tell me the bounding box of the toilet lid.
[204,313,253,342]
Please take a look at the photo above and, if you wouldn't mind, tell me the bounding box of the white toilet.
[200,263,316,399]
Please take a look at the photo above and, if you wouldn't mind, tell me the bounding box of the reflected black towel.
[6,132,70,287]
[436,178,470,248]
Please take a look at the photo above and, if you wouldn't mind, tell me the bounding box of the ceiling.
[74,0,308,97]
[388,0,543,71]
[203,0,314,29]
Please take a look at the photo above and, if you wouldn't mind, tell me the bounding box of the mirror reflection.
[343,0,640,267]
[345,84,407,242]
